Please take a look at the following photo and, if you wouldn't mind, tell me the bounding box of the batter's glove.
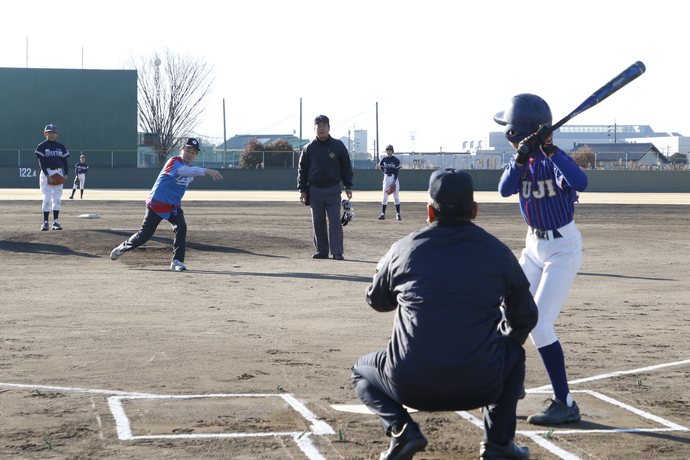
[341,199,355,226]
[49,173,66,185]
[536,125,558,156]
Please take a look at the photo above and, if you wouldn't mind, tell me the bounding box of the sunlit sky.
[3,0,688,153]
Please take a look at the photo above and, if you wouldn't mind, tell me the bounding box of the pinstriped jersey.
[498,149,588,231]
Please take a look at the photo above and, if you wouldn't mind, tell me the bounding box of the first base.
[78,214,101,219]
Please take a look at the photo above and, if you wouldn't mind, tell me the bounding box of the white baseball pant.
[520,220,582,349]
[381,175,400,205]
[74,173,86,190]
[40,168,65,212]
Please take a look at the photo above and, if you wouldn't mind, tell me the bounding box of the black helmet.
[494,94,552,143]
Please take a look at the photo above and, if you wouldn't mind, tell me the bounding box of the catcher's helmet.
[44,124,58,133]
[494,94,552,143]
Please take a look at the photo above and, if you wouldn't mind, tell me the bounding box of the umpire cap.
[428,168,474,216]
[44,124,58,133]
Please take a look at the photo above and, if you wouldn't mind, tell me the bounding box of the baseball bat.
[519,60,646,154]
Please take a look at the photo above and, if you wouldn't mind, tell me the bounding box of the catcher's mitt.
[50,173,66,185]
[341,199,355,226]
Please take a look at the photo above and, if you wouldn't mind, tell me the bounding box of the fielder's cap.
[386,145,394,152]
[184,138,200,151]
[44,124,58,133]
[314,115,330,124]
[428,168,474,211]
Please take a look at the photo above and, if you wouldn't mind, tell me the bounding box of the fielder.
[110,138,223,271]
[496,94,588,425]
[35,124,69,231]
[377,145,402,220]
[69,155,89,199]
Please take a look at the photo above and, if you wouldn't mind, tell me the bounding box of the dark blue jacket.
[366,219,538,396]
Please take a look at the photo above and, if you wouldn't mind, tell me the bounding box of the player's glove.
[385,182,396,195]
[341,199,355,226]
[49,173,66,185]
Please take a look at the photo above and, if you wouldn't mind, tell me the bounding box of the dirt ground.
[2,192,690,459]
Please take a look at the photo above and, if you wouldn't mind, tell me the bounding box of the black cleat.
[380,422,428,460]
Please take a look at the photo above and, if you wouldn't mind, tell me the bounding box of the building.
[487,124,688,155]
[569,143,665,170]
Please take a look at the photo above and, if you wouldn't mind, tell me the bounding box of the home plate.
[78,214,101,219]
[331,404,418,414]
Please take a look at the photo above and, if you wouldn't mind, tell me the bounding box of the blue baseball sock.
[538,341,572,406]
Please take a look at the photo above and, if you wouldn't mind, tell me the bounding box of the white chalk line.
[106,392,333,460]
[530,358,690,392]
[0,382,332,460]
[457,358,690,460]
[3,358,690,460]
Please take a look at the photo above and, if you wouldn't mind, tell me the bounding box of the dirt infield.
[1,190,690,459]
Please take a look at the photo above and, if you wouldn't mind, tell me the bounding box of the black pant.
[120,207,187,262]
[351,335,525,445]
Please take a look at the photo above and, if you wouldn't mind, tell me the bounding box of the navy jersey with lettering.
[379,155,401,178]
[35,140,70,174]
[74,162,89,175]
[498,149,587,230]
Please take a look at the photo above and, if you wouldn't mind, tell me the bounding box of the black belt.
[532,228,562,240]
[386,174,394,176]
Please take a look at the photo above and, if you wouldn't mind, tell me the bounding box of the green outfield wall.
[0,68,137,162]
[1,167,689,193]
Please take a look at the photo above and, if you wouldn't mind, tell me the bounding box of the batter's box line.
[108,393,334,460]
[457,388,689,460]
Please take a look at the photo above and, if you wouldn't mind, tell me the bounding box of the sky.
[3,0,688,154]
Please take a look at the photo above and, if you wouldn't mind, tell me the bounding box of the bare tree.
[570,145,596,170]
[127,48,215,167]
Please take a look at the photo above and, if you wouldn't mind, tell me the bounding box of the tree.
[127,48,215,167]
[239,138,295,169]
[570,145,596,170]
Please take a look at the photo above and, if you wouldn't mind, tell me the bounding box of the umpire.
[351,169,538,460]
[297,115,353,260]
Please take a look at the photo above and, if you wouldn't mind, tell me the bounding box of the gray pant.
[351,335,525,445]
[309,184,343,256]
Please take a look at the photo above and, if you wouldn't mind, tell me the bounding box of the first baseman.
[69,155,89,199]
[496,93,588,425]
[35,124,69,231]
[109,138,223,271]
[377,145,402,220]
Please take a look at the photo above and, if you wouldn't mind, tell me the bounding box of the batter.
[496,93,588,425]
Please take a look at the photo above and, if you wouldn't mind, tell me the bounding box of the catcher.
[35,124,70,231]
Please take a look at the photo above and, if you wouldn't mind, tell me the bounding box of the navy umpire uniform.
[351,169,538,460]
[298,115,353,260]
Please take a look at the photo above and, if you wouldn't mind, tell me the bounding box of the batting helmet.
[494,94,552,143]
